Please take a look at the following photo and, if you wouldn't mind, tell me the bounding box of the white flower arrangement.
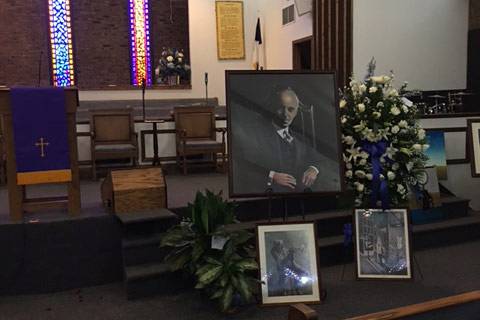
[340,73,428,208]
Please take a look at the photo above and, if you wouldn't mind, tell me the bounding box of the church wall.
[352,0,469,90]
[0,0,51,86]
[79,0,261,104]
[259,0,313,69]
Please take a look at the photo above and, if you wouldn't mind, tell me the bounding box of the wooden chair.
[174,106,226,174]
[89,108,138,180]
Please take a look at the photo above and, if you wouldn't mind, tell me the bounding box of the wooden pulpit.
[0,88,80,221]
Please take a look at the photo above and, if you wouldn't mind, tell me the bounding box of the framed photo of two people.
[226,70,344,197]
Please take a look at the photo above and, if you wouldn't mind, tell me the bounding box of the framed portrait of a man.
[354,209,413,280]
[256,222,321,305]
[226,71,344,197]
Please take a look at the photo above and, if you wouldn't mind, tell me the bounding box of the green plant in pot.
[160,190,258,312]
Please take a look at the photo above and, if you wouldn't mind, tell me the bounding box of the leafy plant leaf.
[197,265,223,285]
[221,285,234,312]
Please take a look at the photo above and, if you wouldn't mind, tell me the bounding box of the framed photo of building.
[257,222,321,305]
[467,119,480,177]
[226,70,344,198]
[354,209,412,280]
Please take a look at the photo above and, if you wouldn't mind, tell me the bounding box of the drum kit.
[418,91,475,115]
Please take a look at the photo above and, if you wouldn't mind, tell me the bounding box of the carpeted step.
[125,262,190,300]
[122,234,170,266]
[117,209,179,238]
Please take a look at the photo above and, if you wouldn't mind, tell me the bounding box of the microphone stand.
[204,72,209,106]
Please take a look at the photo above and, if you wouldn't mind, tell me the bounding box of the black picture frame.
[425,127,470,165]
[225,70,345,198]
[353,208,413,280]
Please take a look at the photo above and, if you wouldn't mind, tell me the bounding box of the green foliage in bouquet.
[160,190,258,312]
[339,74,428,207]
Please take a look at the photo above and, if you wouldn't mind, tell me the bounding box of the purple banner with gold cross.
[11,88,71,185]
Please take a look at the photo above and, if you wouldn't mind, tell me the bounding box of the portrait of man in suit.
[227,72,343,196]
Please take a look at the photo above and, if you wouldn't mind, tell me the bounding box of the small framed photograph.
[467,119,480,177]
[256,222,321,305]
[354,209,413,280]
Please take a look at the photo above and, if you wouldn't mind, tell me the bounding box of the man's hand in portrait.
[302,167,318,187]
[272,172,297,189]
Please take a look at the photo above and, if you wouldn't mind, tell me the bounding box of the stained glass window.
[48,0,75,87]
[129,0,152,86]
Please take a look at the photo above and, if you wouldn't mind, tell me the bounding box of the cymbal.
[428,95,446,99]
[452,92,474,96]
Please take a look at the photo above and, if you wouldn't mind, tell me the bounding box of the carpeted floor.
[0,240,479,320]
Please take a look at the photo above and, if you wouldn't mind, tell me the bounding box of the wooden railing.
[287,290,480,320]
[346,290,480,320]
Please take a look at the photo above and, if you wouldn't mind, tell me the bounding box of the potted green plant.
[160,190,258,312]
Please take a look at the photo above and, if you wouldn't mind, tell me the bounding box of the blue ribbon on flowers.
[362,140,390,210]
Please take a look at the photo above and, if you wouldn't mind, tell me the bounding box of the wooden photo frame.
[467,119,480,177]
[226,70,344,198]
[354,209,413,280]
[256,222,322,305]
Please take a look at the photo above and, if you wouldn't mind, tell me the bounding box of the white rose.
[402,105,409,113]
[417,129,426,140]
[398,120,408,128]
[379,174,385,180]
[397,184,406,194]
[370,76,386,84]
[343,135,355,145]
[178,57,183,63]
[346,162,353,169]
[391,125,400,134]
[341,116,347,124]
[357,103,366,113]
[359,84,367,93]
[356,183,365,192]
[388,88,399,97]
[390,106,401,116]
[366,173,373,180]
[412,144,422,152]
[373,112,381,119]
[339,99,347,109]
[387,171,396,180]
[376,102,384,108]
[359,158,367,166]
[166,56,174,62]
[355,170,366,178]
[369,86,378,93]
[345,170,353,178]
[178,52,184,58]
[360,152,369,159]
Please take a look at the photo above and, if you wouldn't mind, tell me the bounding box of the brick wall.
[150,0,190,83]
[471,0,480,30]
[0,0,51,86]
[0,0,190,88]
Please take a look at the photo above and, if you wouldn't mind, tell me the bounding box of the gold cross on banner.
[35,137,50,158]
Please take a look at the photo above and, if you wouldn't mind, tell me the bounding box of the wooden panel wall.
[312,0,352,88]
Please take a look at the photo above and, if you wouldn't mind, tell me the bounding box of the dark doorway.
[293,36,313,70]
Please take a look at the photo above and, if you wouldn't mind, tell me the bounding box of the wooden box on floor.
[101,168,167,214]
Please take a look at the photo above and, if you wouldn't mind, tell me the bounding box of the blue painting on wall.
[425,130,447,180]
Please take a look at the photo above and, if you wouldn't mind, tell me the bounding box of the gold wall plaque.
[215,1,245,60]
